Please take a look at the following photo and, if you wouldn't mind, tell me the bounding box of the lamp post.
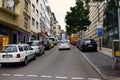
[90,0,103,50]
[96,0,102,50]
[117,0,120,51]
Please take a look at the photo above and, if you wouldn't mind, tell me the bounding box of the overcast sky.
[49,0,76,31]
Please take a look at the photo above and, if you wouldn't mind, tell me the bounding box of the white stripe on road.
[88,78,100,80]
[41,75,52,78]
[72,77,84,79]
[27,75,38,77]
[56,76,68,79]
[1,74,11,76]
[13,74,24,77]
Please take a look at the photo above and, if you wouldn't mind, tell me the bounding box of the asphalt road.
[0,45,103,80]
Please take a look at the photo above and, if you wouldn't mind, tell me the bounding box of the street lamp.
[117,0,120,50]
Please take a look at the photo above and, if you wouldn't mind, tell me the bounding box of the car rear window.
[60,40,68,43]
[84,39,96,44]
[84,40,91,44]
[0,46,17,53]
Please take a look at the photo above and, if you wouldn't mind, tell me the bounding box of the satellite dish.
[7,0,14,7]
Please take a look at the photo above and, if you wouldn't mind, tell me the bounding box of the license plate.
[88,45,93,47]
[3,55,12,58]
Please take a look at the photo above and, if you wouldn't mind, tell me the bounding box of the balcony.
[0,0,20,16]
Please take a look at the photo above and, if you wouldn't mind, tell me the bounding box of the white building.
[30,0,50,40]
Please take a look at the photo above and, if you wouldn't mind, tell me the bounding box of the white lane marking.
[56,76,68,79]
[1,74,11,76]
[27,75,38,77]
[72,77,84,79]
[13,74,24,77]
[41,75,52,78]
[88,78,100,80]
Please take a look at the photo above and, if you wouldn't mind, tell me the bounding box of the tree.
[65,0,91,35]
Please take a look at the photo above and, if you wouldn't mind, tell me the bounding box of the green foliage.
[65,0,91,35]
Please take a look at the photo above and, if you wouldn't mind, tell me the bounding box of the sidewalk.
[81,47,120,80]
[98,47,112,57]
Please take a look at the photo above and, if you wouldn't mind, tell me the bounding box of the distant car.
[49,37,57,45]
[76,39,81,48]
[42,39,51,50]
[49,40,54,48]
[59,40,70,50]
[0,44,36,67]
[78,39,97,52]
[27,40,45,56]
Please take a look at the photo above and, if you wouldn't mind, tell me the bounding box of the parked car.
[27,40,45,56]
[0,44,36,67]
[49,37,57,45]
[78,39,97,52]
[42,39,51,50]
[49,39,54,48]
[58,39,70,50]
[76,39,81,48]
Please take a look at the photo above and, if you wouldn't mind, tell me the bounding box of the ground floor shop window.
[0,35,8,47]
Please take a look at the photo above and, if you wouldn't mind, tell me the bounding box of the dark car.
[78,39,97,52]
[42,40,51,50]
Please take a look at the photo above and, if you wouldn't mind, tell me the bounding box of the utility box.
[112,40,120,57]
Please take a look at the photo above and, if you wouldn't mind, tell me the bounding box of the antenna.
[7,0,15,7]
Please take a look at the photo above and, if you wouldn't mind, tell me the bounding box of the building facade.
[0,0,31,46]
[83,2,104,47]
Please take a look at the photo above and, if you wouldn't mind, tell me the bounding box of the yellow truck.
[70,36,78,45]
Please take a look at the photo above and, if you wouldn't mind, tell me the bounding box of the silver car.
[59,40,70,50]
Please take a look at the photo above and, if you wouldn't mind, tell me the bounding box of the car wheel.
[33,54,36,60]
[1,63,7,67]
[23,58,28,66]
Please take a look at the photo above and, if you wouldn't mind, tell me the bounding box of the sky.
[49,0,76,31]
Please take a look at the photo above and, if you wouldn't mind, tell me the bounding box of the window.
[0,46,17,53]
[32,18,35,26]
[36,0,39,4]
[32,4,35,13]
[24,17,28,29]
[18,46,24,52]
[24,0,28,12]
[23,46,28,51]
[36,22,38,29]
[36,9,39,16]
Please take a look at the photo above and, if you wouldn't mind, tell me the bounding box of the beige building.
[0,0,31,46]
[83,2,104,46]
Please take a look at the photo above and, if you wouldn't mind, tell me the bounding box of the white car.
[59,40,70,50]
[0,44,36,67]
[27,40,45,56]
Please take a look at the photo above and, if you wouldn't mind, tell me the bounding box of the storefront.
[17,30,30,43]
[0,24,9,47]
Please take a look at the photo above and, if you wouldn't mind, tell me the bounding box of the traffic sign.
[97,29,102,37]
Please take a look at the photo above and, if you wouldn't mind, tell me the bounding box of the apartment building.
[50,12,57,37]
[0,0,31,46]
[30,0,50,40]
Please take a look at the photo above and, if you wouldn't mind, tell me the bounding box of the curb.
[78,49,120,80]
[79,51,106,79]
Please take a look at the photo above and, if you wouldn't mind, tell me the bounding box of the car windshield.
[0,46,17,53]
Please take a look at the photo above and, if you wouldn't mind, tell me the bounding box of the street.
[0,45,103,80]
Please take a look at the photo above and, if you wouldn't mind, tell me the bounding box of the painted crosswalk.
[0,73,101,80]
